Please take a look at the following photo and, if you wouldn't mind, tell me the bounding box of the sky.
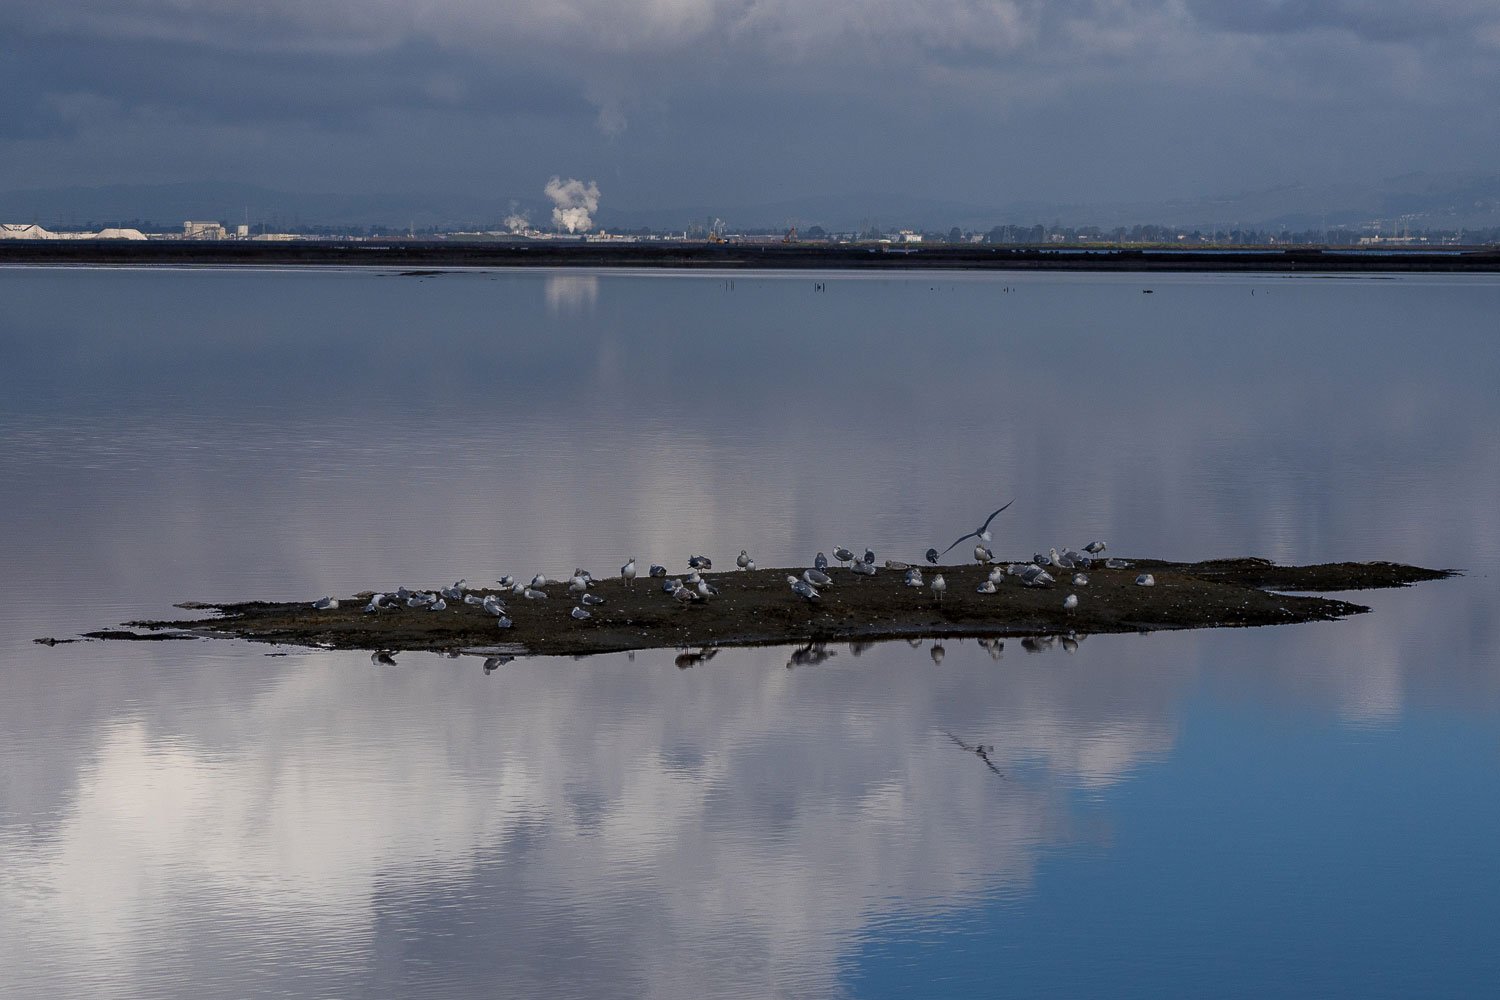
[3,1,1500,219]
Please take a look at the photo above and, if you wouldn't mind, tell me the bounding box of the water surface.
[2,267,1497,998]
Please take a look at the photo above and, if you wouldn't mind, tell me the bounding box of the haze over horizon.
[4,2,1499,226]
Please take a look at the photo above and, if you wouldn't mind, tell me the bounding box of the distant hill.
[4,173,1498,234]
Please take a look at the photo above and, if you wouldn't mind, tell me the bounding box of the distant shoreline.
[3,240,1499,273]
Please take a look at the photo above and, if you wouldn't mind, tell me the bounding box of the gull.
[988,566,1005,584]
[571,606,592,620]
[673,585,699,605]
[371,650,397,666]
[745,559,756,571]
[483,656,513,674]
[523,587,548,600]
[530,574,549,588]
[803,568,833,588]
[925,548,939,565]
[1050,548,1075,570]
[1072,573,1089,586]
[622,557,636,587]
[944,732,1006,776]
[441,580,467,600]
[976,580,997,593]
[496,616,513,629]
[851,560,876,576]
[511,581,527,595]
[930,643,945,664]
[931,574,947,602]
[686,571,702,585]
[1063,593,1078,613]
[582,592,605,606]
[688,555,712,570]
[1136,573,1156,587]
[464,593,484,605]
[663,578,683,594]
[974,543,993,563]
[363,594,387,613]
[904,568,924,587]
[815,552,829,572]
[788,576,820,601]
[405,594,430,608]
[978,637,1004,660]
[1084,540,1107,557]
[884,559,911,570]
[1062,549,1087,567]
[696,580,719,599]
[1061,635,1079,654]
[649,564,668,577]
[396,587,415,600]
[1020,565,1055,587]
[1033,552,1053,567]
[428,598,447,611]
[1106,558,1131,569]
[482,595,506,616]
[863,548,875,565]
[568,574,588,594]
[498,575,516,587]
[937,499,1014,558]
[313,596,338,610]
[832,546,854,567]
[736,550,751,571]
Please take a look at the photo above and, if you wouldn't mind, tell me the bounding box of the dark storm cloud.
[1,1,1497,211]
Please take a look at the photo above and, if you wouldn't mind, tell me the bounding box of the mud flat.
[92,558,1453,657]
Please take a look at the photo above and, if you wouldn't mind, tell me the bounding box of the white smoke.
[503,213,530,233]
[545,176,601,233]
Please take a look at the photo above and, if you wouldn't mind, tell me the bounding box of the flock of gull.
[311,501,1154,638]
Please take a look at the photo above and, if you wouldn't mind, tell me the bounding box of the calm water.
[2,267,1497,999]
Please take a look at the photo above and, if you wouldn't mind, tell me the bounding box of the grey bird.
[863,548,875,565]
[582,592,605,606]
[736,550,751,570]
[523,587,548,600]
[622,558,637,587]
[931,574,947,602]
[371,650,397,666]
[313,596,338,610]
[650,564,668,577]
[571,606,592,620]
[788,576,820,601]
[833,546,854,567]
[803,568,833,588]
[1084,540,1107,557]
[851,560,876,576]
[925,548,940,564]
[1136,573,1156,587]
[937,498,1014,558]
[815,552,829,572]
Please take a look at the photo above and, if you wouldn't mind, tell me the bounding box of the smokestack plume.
[545,177,601,233]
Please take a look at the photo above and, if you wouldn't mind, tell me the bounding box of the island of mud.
[92,557,1453,658]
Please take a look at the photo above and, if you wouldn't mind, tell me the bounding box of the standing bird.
[833,546,854,568]
[937,498,1015,559]
[815,552,829,572]
[736,550,752,571]
[863,548,875,566]
[1084,540,1107,558]
[931,574,947,603]
[974,544,993,564]
[1063,593,1078,613]
[622,557,637,588]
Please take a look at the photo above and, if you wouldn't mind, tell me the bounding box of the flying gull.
[937,499,1014,558]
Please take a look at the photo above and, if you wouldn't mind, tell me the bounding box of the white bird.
[736,550,751,570]
[974,544,993,563]
[571,606,591,620]
[363,594,386,613]
[815,552,829,572]
[976,580,997,593]
[1063,593,1078,613]
[511,581,527,595]
[988,566,1005,584]
[1020,565,1055,587]
[686,571,702,584]
[568,574,588,593]
[937,498,1015,558]
[523,587,548,600]
[1072,573,1089,586]
[530,574,548,588]
[441,580,466,600]
[428,598,447,611]
[498,575,516,588]
[482,595,506,616]
[904,568,924,587]
[804,568,833,588]
[622,557,637,587]
[1136,573,1156,587]
[1084,541,1107,557]
[582,592,604,606]
[931,574,947,602]
[313,596,338,610]
[696,580,719,599]
[746,560,756,571]
[405,595,429,607]
[1050,548,1074,570]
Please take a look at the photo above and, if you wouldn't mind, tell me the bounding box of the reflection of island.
[0,637,1187,998]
